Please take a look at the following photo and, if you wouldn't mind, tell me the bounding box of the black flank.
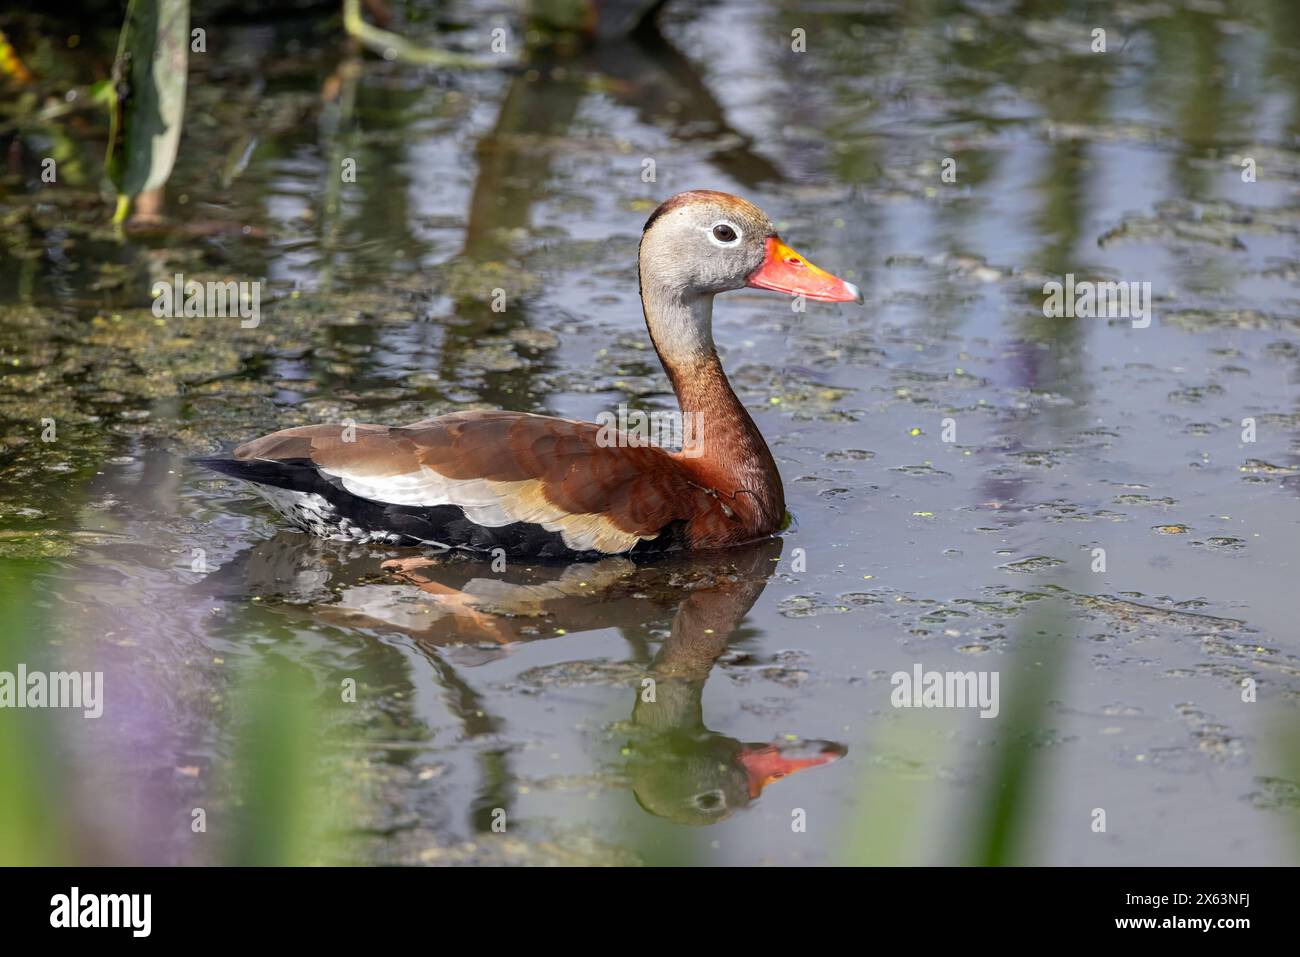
[192,457,688,561]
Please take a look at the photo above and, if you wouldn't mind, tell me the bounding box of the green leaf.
[106,0,190,219]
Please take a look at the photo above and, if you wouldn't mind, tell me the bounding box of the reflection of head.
[629,732,847,826]
[629,731,752,826]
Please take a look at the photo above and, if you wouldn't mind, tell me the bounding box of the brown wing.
[233,411,714,554]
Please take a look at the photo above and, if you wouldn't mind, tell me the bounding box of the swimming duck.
[197,190,862,559]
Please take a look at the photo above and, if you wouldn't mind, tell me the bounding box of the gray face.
[639,194,775,297]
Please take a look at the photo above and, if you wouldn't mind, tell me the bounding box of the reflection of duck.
[203,533,845,824]
[625,538,845,824]
[198,191,861,559]
[332,537,844,826]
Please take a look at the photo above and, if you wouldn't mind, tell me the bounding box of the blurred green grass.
[0,560,72,865]
[840,601,1070,866]
[0,557,352,865]
[223,662,336,866]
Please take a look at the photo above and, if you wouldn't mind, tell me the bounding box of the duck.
[197,190,862,559]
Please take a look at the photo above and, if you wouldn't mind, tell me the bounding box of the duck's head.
[639,189,863,304]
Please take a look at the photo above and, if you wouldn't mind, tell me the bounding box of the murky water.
[1,0,1298,865]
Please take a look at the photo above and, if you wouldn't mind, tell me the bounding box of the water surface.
[1,0,1298,865]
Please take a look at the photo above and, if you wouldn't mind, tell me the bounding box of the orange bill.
[737,739,848,798]
[747,237,863,303]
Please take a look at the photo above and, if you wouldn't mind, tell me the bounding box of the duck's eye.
[693,790,726,811]
[711,223,738,244]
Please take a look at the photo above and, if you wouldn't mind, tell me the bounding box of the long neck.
[638,277,785,525]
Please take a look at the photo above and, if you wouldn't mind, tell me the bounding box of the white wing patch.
[319,465,653,554]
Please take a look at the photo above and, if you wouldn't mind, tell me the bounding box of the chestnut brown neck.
[638,278,785,529]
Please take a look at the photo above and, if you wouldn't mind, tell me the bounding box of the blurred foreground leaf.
[963,603,1070,866]
[0,561,69,864]
[225,659,336,866]
[840,600,1070,866]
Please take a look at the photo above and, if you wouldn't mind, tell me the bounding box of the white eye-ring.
[708,222,742,246]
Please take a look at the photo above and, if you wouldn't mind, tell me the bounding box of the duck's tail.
[190,455,319,492]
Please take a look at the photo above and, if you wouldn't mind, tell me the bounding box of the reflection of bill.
[628,713,845,826]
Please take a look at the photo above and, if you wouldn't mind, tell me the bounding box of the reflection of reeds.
[342,0,502,69]
[0,561,70,864]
